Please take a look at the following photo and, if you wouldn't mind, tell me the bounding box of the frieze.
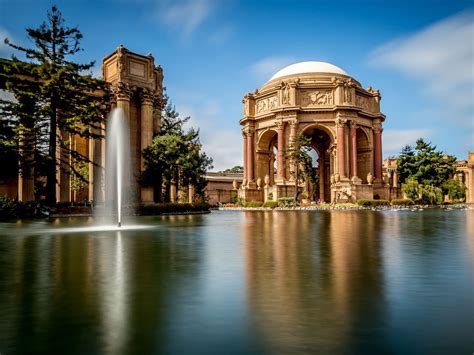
[256,96,278,114]
[300,90,333,106]
[355,95,369,110]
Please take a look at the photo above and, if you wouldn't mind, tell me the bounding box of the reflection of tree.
[243,211,385,353]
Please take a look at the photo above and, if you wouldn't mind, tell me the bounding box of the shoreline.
[217,204,471,212]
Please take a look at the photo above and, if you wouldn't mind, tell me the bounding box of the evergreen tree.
[286,133,313,200]
[0,6,109,204]
[141,101,212,202]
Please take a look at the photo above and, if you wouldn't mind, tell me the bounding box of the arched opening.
[256,129,278,186]
[300,125,333,202]
[356,128,371,183]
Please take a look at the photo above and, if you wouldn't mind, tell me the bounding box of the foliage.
[0,196,49,220]
[397,138,456,188]
[278,197,296,207]
[401,178,421,201]
[263,201,278,208]
[138,202,209,215]
[420,185,443,205]
[0,5,109,205]
[390,199,415,206]
[357,199,390,207]
[244,201,263,208]
[221,166,243,173]
[142,101,213,202]
[267,192,273,201]
[443,179,466,201]
[285,133,314,200]
[70,160,89,192]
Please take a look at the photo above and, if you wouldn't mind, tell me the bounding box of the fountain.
[105,108,130,228]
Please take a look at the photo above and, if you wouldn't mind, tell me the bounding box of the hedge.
[278,197,296,207]
[391,199,414,206]
[357,199,390,207]
[0,197,49,220]
[138,202,210,215]
[263,201,278,209]
[244,201,263,208]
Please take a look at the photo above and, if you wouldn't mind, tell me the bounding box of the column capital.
[289,118,298,129]
[140,88,154,105]
[243,126,255,137]
[275,119,285,130]
[349,119,358,128]
[113,82,132,101]
[335,116,347,128]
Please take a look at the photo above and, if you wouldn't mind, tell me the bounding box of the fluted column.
[336,117,347,178]
[246,127,255,182]
[289,119,298,180]
[373,123,383,180]
[276,120,285,181]
[319,156,325,202]
[350,120,358,178]
[242,131,248,180]
[140,89,154,203]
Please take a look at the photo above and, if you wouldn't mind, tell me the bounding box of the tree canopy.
[0,5,109,204]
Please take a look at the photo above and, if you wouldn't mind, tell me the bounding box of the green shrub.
[263,201,278,209]
[278,197,296,207]
[0,197,49,220]
[357,199,390,207]
[391,199,414,206]
[244,201,263,208]
[139,202,209,215]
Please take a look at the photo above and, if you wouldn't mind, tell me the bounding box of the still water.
[0,210,473,354]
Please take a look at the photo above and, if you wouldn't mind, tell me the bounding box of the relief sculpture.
[256,96,277,114]
[301,90,333,106]
[356,95,369,109]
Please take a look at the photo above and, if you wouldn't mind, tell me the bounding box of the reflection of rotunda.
[239,61,388,203]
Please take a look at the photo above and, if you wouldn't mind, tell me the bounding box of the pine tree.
[1,6,109,204]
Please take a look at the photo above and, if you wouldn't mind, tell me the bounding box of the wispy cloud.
[178,100,242,171]
[156,0,214,39]
[0,28,15,56]
[383,128,433,155]
[250,56,296,81]
[370,10,474,117]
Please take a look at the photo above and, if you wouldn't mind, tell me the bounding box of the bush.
[0,196,49,220]
[244,201,263,208]
[357,199,390,207]
[139,202,209,215]
[263,201,278,209]
[278,197,296,207]
[391,199,414,206]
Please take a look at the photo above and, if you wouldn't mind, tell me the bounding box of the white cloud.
[157,0,213,38]
[177,100,242,171]
[250,56,296,81]
[383,128,433,154]
[208,26,234,45]
[0,28,14,56]
[370,11,474,116]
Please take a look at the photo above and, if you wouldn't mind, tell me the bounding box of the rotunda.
[239,61,388,203]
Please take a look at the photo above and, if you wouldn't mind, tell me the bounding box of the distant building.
[455,152,474,204]
[204,172,243,205]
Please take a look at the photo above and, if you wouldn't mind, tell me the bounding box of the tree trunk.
[46,95,57,206]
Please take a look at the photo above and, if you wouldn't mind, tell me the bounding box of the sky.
[0,0,473,171]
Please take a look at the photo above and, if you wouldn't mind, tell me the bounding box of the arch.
[300,123,335,143]
[257,128,278,151]
[356,127,371,183]
[256,128,278,186]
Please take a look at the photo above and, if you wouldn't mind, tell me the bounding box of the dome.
[269,61,348,81]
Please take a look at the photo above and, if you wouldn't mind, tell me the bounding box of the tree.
[443,179,466,201]
[222,166,243,173]
[397,138,456,187]
[1,6,109,204]
[141,101,212,202]
[286,133,313,200]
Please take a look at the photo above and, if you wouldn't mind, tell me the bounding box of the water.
[104,108,130,227]
[0,210,472,354]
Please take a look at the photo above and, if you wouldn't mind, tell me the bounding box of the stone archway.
[356,128,371,183]
[256,129,278,187]
[301,124,334,202]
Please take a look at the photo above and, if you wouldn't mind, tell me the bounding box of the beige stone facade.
[239,62,392,203]
[204,172,243,205]
[14,46,164,204]
[455,152,474,204]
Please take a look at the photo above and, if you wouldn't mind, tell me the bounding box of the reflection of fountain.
[105,108,130,228]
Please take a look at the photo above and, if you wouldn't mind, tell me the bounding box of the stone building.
[11,45,164,204]
[239,61,393,203]
[455,152,474,204]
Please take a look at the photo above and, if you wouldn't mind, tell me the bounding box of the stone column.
[350,120,358,179]
[289,119,298,180]
[140,90,154,203]
[188,184,195,203]
[170,182,177,203]
[336,117,347,178]
[392,170,398,188]
[373,123,383,181]
[246,128,255,182]
[242,131,248,180]
[276,120,285,181]
[319,156,325,202]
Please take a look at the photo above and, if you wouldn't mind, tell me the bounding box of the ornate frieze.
[300,90,333,106]
[355,95,369,110]
[256,95,278,114]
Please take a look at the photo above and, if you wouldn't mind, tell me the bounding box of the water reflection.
[0,210,472,354]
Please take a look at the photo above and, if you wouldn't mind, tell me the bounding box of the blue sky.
[1,0,473,170]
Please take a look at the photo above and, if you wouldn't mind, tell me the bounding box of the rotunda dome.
[269,61,348,81]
